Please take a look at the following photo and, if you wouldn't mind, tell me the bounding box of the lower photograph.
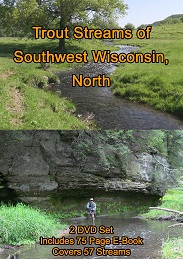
[0,130,183,259]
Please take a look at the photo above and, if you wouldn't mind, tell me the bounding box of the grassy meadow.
[0,203,66,245]
[143,188,183,220]
[111,23,183,117]
[143,182,183,259]
[0,37,111,129]
[1,22,183,129]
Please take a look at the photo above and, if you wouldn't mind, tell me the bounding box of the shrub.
[124,23,136,30]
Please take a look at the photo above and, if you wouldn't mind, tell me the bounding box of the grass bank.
[0,203,66,245]
[161,238,183,259]
[111,23,183,118]
[47,194,159,219]
[142,183,183,259]
[143,188,183,220]
[0,37,111,129]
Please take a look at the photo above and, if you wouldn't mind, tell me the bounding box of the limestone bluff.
[0,131,176,212]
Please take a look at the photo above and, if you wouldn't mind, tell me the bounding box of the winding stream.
[55,45,183,129]
[1,214,182,259]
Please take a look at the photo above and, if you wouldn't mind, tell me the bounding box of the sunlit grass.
[142,183,183,259]
[143,188,183,219]
[162,238,183,259]
[0,203,66,245]
[0,37,112,129]
[111,23,183,117]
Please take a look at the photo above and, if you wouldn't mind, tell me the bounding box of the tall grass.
[111,24,183,117]
[143,188,183,219]
[142,183,183,259]
[0,203,65,245]
[0,37,112,129]
[162,238,183,259]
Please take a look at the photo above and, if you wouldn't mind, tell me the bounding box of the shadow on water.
[55,45,183,129]
[1,213,182,259]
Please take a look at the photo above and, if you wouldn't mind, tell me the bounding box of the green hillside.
[139,14,183,28]
[152,14,183,26]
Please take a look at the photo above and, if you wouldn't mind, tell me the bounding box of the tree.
[137,24,147,30]
[41,0,128,51]
[165,130,183,169]
[91,13,119,30]
[0,0,49,37]
[124,22,135,30]
[0,0,128,52]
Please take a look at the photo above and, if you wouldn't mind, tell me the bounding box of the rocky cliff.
[0,131,172,207]
[0,131,175,212]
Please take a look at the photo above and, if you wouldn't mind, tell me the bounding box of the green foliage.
[50,194,155,219]
[0,203,65,245]
[137,24,147,30]
[1,0,49,37]
[91,13,119,30]
[1,0,128,47]
[97,201,148,215]
[124,23,136,30]
[151,14,183,26]
[21,73,59,89]
[165,131,183,169]
[109,130,167,155]
[71,131,131,172]
[22,74,48,89]
[0,37,112,129]
[162,238,183,259]
[48,73,59,84]
[139,14,183,28]
[142,181,183,219]
[146,131,167,155]
[75,130,183,176]
[112,23,183,117]
[21,84,87,129]
[69,130,183,181]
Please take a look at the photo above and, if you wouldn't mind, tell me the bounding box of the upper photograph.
[0,0,183,130]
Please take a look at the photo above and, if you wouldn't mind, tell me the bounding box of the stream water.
[55,45,183,129]
[1,213,182,259]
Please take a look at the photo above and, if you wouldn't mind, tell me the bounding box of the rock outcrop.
[0,131,174,210]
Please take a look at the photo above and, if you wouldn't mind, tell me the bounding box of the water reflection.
[1,214,182,259]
